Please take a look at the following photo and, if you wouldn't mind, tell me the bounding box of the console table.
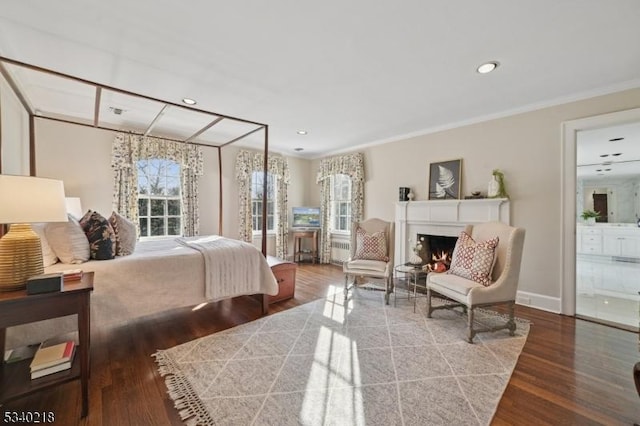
[293,229,318,263]
[0,272,94,418]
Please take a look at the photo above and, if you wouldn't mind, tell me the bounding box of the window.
[330,174,352,232]
[251,171,276,232]
[137,158,182,237]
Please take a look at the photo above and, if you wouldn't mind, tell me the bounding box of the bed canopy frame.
[0,55,271,256]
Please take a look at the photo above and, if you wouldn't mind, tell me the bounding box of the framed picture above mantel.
[428,159,461,200]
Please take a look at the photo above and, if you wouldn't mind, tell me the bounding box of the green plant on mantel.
[580,210,600,220]
[492,169,509,199]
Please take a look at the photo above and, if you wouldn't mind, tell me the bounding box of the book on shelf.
[3,343,39,364]
[29,340,75,373]
[31,354,74,379]
[62,269,83,281]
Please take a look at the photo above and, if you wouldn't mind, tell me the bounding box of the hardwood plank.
[2,264,639,425]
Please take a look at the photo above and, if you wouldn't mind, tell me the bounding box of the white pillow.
[45,215,90,264]
[31,223,58,267]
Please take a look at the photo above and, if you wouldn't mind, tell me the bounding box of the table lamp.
[65,196,83,219]
[0,175,68,291]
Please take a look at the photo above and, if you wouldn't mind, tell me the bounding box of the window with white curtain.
[251,171,276,232]
[330,173,352,232]
[137,158,182,237]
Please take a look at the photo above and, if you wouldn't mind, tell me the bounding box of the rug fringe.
[153,351,216,425]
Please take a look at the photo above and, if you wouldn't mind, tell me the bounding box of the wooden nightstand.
[0,272,94,418]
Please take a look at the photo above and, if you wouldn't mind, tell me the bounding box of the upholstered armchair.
[343,218,394,299]
[426,221,525,343]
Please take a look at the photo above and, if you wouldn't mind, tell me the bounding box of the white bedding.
[7,236,278,349]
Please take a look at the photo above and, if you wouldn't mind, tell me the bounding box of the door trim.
[561,107,640,315]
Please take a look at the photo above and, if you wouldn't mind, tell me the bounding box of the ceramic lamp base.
[0,223,44,291]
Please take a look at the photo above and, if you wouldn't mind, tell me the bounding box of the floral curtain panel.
[111,133,204,237]
[316,152,365,263]
[235,149,290,259]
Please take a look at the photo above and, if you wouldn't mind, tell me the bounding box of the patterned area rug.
[153,288,530,425]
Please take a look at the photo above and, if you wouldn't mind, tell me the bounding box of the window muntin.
[251,171,276,232]
[330,174,351,232]
[137,158,182,237]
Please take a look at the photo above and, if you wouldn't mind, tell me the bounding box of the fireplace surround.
[395,198,510,265]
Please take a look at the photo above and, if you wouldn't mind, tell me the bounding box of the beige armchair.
[426,221,525,343]
[343,218,394,300]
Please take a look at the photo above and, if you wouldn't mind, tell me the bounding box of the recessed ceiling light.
[609,137,624,142]
[477,61,499,74]
[596,169,602,172]
[599,154,609,157]
[182,98,197,105]
[294,147,304,152]
[602,161,612,165]
[297,130,308,135]
[611,153,622,156]
[605,168,612,171]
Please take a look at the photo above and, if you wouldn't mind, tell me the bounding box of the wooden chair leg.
[467,307,476,343]
[507,301,516,336]
[344,274,349,299]
[634,361,640,398]
[426,287,432,318]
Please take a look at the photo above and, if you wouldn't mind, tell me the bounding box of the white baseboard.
[516,290,561,314]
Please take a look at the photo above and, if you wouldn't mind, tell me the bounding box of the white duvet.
[7,236,278,349]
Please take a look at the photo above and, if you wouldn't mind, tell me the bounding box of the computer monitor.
[292,207,321,229]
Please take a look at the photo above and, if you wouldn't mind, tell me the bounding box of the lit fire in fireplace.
[425,251,451,273]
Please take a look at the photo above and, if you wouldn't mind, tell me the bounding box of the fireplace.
[417,233,458,272]
[394,198,510,268]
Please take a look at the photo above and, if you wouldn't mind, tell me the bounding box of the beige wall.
[337,87,640,311]
[0,73,29,175]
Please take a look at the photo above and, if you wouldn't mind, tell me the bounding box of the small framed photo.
[428,159,462,200]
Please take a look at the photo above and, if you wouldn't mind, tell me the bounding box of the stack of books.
[29,341,76,379]
[62,269,83,281]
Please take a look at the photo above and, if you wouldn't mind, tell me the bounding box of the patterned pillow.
[80,210,116,260]
[448,231,499,286]
[353,227,389,261]
[109,211,137,256]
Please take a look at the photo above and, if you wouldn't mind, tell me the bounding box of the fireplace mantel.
[394,198,510,264]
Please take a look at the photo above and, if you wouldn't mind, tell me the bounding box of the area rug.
[153,288,530,426]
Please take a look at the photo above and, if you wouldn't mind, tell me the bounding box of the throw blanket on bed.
[176,236,278,301]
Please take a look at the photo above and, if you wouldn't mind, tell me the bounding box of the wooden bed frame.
[0,55,273,314]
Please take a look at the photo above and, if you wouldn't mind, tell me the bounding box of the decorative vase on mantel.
[487,175,499,198]
[585,217,596,226]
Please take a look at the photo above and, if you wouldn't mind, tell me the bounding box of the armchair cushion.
[448,231,498,286]
[429,272,483,297]
[344,259,388,273]
[353,227,389,261]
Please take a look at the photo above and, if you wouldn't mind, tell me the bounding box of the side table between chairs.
[393,264,428,311]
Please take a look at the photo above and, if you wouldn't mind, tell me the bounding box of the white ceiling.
[1,0,640,160]
[577,122,640,179]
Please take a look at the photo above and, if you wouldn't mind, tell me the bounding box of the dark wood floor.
[3,264,639,425]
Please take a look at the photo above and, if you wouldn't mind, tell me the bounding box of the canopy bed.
[0,56,278,348]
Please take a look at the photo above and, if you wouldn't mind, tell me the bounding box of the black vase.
[399,187,410,201]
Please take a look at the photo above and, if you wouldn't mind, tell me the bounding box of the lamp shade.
[0,175,68,224]
[65,197,84,219]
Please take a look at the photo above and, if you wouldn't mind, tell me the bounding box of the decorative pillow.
[108,211,137,256]
[32,223,58,267]
[448,231,499,286]
[45,215,90,264]
[353,227,389,261]
[80,210,116,260]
